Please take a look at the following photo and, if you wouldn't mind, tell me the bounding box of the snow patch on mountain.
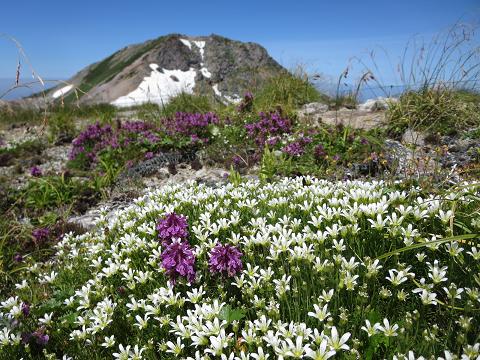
[179,39,192,50]
[193,41,205,60]
[212,84,241,104]
[52,85,73,99]
[224,94,242,104]
[111,64,196,107]
[200,68,212,78]
[212,84,222,97]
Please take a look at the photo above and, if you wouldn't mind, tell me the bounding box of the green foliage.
[218,305,246,324]
[0,106,45,127]
[253,69,328,115]
[47,110,77,143]
[69,36,166,100]
[67,103,117,123]
[227,166,243,186]
[160,92,215,118]
[21,174,86,212]
[386,88,480,138]
[329,94,358,110]
[259,146,292,183]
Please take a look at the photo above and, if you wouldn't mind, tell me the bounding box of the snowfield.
[111,64,197,107]
[51,85,73,99]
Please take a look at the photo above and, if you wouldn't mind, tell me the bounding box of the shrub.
[253,69,328,115]
[159,92,215,118]
[386,88,480,138]
[47,110,77,144]
[21,174,87,212]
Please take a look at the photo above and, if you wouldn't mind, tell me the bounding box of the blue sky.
[0,0,478,86]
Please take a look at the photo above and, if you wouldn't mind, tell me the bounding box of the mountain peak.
[45,34,285,107]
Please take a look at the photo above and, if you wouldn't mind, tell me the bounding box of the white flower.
[113,344,132,360]
[378,318,399,337]
[327,326,350,351]
[101,335,115,348]
[39,312,54,326]
[166,337,184,355]
[304,339,336,360]
[14,280,28,290]
[308,304,331,322]
[284,336,308,358]
[361,320,381,337]
[251,347,269,360]
[412,288,438,305]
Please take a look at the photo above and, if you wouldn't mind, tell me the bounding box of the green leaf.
[59,312,79,327]
[375,233,479,260]
[219,305,246,324]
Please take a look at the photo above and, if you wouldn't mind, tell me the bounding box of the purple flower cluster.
[156,213,189,245]
[161,240,196,283]
[68,122,113,163]
[163,112,219,143]
[282,142,305,156]
[30,166,42,177]
[22,327,49,346]
[156,212,243,284]
[69,121,161,168]
[245,111,292,147]
[282,135,313,157]
[144,151,154,160]
[314,144,327,159]
[32,227,50,244]
[208,244,243,277]
[21,302,30,317]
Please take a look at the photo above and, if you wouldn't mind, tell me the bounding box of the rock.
[440,135,480,169]
[402,129,425,147]
[69,166,234,230]
[357,97,397,112]
[297,102,386,130]
[298,102,329,116]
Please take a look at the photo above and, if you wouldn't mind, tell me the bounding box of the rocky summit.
[32,34,285,107]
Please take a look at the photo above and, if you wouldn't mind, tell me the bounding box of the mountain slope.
[45,34,286,107]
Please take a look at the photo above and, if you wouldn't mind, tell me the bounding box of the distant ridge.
[20,34,286,107]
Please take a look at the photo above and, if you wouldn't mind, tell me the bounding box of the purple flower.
[32,228,50,243]
[237,92,254,112]
[144,151,154,160]
[21,332,32,345]
[314,144,326,159]
[21,303,30,317]
[232,155,243,167]
[266,137,280,147]
[161,240,196,283]
[282,142,304,157]
[13,253,23,263]
[32,327,49,346]
[208,244,243,277]
[30,166,42,177]
[156,213,189,245]
[162,112,219,143]
[361,138,369,145]
[245,111,292,148]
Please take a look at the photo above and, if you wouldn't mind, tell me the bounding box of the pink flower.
[208,244,243,277]
[161,240,196,283]
[156,212,189,245]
